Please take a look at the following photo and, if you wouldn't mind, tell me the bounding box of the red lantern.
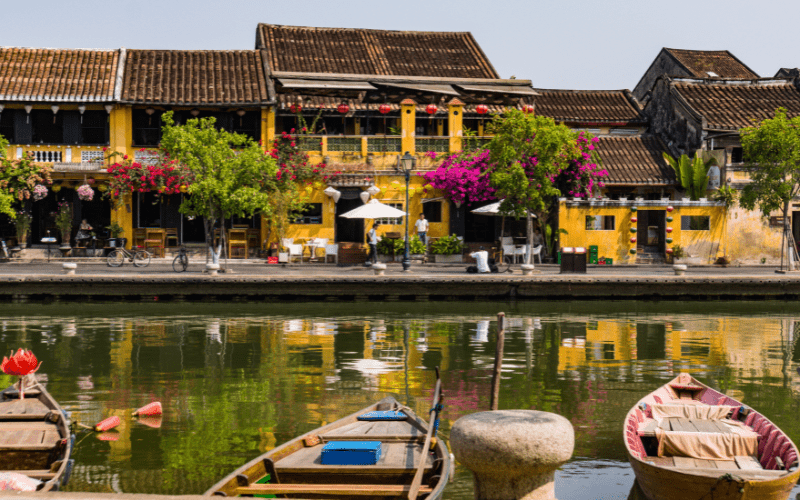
[1,349,41,377]
[133,401,163,416]
[94,416,121,432]
[378,104,391,115]
[666,227,673,233]
[630,217,638,223]
[666,248,674,254]
[337,103,350,114]
[475,104,488,115]
[666,206,674,212]
[289,103,302,114]
[522,105,534,114]
[630,237,637,244]
[426,104,438,115]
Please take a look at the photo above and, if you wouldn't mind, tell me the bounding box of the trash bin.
[560,247,587,274]
[589,245,599,265]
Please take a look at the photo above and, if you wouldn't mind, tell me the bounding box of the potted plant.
[409,236,426,261]
[14,211,32,249]
[671,244,687,275]
[430,234,464,263]
[106,222,125,247]
[55,201,73,248]
[377,237,403,263]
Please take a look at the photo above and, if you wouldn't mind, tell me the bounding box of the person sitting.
[467,247,499,273]
[75,219,93,247]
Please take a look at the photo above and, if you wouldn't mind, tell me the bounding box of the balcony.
[415,137,450,153]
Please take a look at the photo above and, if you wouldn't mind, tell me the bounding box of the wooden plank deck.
[0,421,61,450]
[0,398,50,420]
[275,441,432,474]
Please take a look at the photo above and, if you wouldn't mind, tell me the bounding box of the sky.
[2,0,798,90]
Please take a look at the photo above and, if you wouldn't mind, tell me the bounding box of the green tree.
[662,153,711,200]
[487,111,604,264]
[0,134,53,218]
[159,112,279,265]
[739,108,800,270]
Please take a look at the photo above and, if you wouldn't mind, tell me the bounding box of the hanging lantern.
[475,104,488,115]
[630,237,637,244]
[630,217,638,223]
[666,216,673,223]
[666,248,674,254]
[425,104,438,115]
[337,102,350,114]
[378,104,391,115]
[630,248,637,255]
[289,103,302,114]
[522,105,534,114]
[666,206,674,212]
[666,227,673,233]
[666,238,673,244]
[97,184,108,193]
[52,184,62,193]
[630,227,638,233]
[631,206,638,212]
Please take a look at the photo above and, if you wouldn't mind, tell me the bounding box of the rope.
[698,473,745,499]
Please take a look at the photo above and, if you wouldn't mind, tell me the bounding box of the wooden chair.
[144,229,165,258]
[228,229,248,259]
[165,228,179,248]
[246,228,260,251]
[133,228,147,249]
[287,244,304,263]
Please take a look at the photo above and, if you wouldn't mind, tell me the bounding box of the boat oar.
[407,367,442,500]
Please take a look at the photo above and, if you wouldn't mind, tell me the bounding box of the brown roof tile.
[665,49,758,79]
[0,47,119,102]
[122,50,270,106]
[672,80,800,130]
[594,135,675,185]
[257,24,498,79]
[533,89,644,125]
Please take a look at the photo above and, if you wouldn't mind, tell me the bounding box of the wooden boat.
[625,373,799,500]
[205,391,450,499]
[0,380,74,491]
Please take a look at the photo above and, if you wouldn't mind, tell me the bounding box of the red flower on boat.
[1,349,41,377]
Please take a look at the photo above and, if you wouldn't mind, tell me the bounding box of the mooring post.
[490,312,505,411]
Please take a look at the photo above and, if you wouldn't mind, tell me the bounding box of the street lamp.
[399,151,416,272]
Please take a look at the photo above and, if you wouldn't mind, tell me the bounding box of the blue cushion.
[357,410,407,421]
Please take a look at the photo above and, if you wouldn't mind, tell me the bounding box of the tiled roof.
[0,47,120,102]
[257,24,498,79]
[533,89,644,125]
[121,50,270,106]
[775,68,799,78]
[672,80,800,130]
[594,135,675,185]
[277,94,511,115]
[665,49,758,79]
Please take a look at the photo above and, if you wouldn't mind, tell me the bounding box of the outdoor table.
[41,237,57,263]
[304,239,321,262]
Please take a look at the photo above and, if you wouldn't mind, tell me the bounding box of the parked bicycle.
[172,245,189,272]
[107,247,151,267]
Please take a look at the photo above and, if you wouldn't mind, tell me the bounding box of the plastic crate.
[605,258,613,265]
[589,245,599,255]
[589,255,598,265]
[321,441,382,465]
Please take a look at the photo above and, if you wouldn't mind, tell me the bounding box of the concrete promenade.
[1,257,800,302]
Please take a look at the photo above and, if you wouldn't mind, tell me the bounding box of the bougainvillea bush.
[419,149,496,206]
[106,150,193,199]
[0,137,53,217]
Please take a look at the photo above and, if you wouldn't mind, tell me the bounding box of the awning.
[277,78,376,91]
[379,83,460,95]
[457,84,539,96]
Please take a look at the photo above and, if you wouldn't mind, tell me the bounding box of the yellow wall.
[559,199,726,264]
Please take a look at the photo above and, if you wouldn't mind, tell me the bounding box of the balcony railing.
[33,150,62,163]
[297,136,322,152]
[327,137,362,153]
[415,137,450,153]
[367,137,401,153]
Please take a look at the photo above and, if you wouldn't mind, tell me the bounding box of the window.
[81,111,108,145]
[0,111,13,144]
[585,215,615,230]
[681,215,710,230]
[292,203,322,224]
[132,109,163,146]
[422,201,442,223]
[31,110,63,144]
[229,111,260,142]
[375,203,404,225]
[731,147,743,163]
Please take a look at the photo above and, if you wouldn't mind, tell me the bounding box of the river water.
[0,301,798,499]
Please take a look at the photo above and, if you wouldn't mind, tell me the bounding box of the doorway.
[636,210,666,256]
[335,189,364,243]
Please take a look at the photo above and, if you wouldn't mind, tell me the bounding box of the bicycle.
[172,245,189,272]
[107,247,151,268]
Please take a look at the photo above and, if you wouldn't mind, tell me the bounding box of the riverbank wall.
[1,274,800,302]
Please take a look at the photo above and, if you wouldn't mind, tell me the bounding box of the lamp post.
[400,152,416,272]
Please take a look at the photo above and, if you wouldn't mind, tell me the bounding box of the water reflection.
[0,302,797,498]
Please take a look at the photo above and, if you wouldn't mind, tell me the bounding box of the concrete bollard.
[372,263,387,276]
[62,263,77,276]
[521,264,536,276]
[673,264,687,276]
[450,410,574,500]
[206,263,220,276]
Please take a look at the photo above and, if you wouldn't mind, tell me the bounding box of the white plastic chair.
[502,244,519,263]
[313,238,329,260]
[531,245,543,264]
[287,244,304,263]
[281,238,294,250]
[324,243,339,264]
[500,236,514,246]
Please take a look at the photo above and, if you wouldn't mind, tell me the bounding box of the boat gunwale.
[624,374,800,498]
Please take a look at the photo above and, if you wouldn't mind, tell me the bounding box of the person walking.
[414,213,429,245]
[367,222,380,265]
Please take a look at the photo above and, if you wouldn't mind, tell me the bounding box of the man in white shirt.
[367,223,380,264]
[468,249,491,273]
[414,213,429,245]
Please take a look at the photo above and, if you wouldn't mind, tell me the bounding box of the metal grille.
[81,151,105,164]
[33,150,62,163]
[327,137,361,152]
[375,203,404,225]
[298,136,322,151]
[136,151,160,166]
[367,137,401,153]
[415,138,449,153]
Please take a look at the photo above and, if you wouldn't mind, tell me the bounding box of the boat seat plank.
[6,470,56,480]
[275,441,433,474]
[688,419,721,433]
[735,455,762,470]
[367,421,392,436]
[669,418,697,433]
[0,398,50,420]
[326,421,367,436]
[235,483,433,496]
[683,467,787,480]
[714,460,739,470]
[673,457,700,468]
[643,457,674,467]
[639,420,659,436]
[321,435,426,442]
[382,420,422,436]
[0,421,62,450]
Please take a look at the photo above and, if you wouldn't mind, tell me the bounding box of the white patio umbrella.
[340,199,407,219]
[471,201,536,218]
